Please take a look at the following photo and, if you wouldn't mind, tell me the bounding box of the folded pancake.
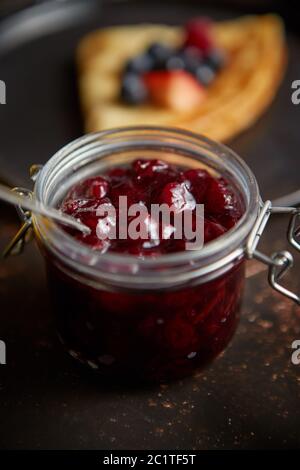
[77,14,286,142]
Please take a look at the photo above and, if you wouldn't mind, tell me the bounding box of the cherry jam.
[60,159,243,255]
[49,261,244,382]
[48,158,245,382]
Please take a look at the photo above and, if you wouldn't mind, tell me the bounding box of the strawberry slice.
[143,70,206,112]
[184,17,214,55]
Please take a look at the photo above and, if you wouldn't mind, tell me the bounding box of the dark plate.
[1,0,300,451]
[0,0,299,201]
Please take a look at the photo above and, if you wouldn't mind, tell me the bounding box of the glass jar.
[6,127,300,382]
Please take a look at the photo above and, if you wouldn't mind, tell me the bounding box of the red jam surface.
[49,159,245,382]
[60,159,243,256]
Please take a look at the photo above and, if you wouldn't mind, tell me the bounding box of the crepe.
[77,14,286,142]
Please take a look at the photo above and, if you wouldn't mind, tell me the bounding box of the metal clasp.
[2,187,33,258]
[246,200,300,305]
[2,164,43,259]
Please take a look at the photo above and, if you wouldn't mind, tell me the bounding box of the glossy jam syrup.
[60,159,244,255]
[49,159,245,382]
[48,260,244,382]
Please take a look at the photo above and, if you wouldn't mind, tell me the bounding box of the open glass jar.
[5,127,300,382]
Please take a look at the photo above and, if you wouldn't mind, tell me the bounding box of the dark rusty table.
[0,0,300,450]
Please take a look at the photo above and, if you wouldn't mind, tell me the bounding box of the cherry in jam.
[49,159,245,382]
[60,158,243,255]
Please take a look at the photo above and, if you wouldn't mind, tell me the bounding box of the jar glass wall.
[33,127,260,382]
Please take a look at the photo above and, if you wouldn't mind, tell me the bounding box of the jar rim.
[33,126,260,287]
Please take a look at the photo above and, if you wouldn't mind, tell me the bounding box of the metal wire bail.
[2,187,34,258]
[2,164,44,258]
[2,174,300,306]
[246,200,300,305]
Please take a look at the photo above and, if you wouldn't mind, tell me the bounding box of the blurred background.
[0,0,299,31]
[0,0,299,194]
[0,0,300,451]
[0,0,299,196]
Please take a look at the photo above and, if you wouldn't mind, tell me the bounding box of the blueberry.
[120,73,148,105]
[147,42,173,69]
[179,47,203,75]
[166,54,186,71]
[181,46,203,61]
[206,48,227,71]
[125,53,154,74]
[194,63,216,86]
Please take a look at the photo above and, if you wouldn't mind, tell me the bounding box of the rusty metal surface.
[0,0,300,450]
[0,204,300,450]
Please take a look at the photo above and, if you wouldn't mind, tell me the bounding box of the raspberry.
[184,17,214,55]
